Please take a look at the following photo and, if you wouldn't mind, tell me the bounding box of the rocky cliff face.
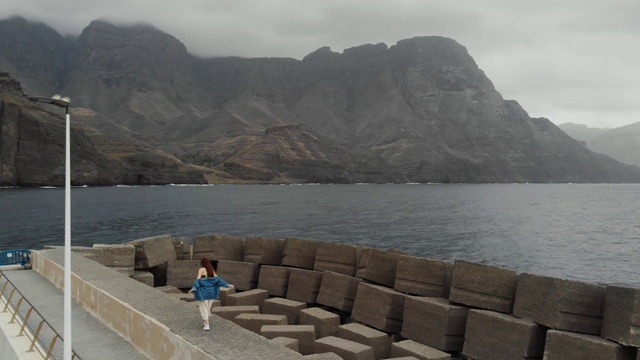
[2,17,640,184]
[0,71,207,186]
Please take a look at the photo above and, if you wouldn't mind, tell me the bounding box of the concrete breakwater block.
[182,240,192,260]
[282,237,321,269]
[172,237,187,260]
[219,287,235,306]
[513,273,606,335]
[301,353,343,359]
[263,297,308,324]
[299,307,340,338]
[217,260,260,291]
[601,285,640,346]
[314,242,358,276]
[234,313,288,334]
[462,309,546,360]
[225,289,268,310]
[351,283,406,333]
[261,325,317,355]
[337,323,392,360]
[127,234,177,269]
[243,237,285,265]
[314,336,375,360]
[92,244,136,276]
[131,271,154,287]
[211,305,260,321]
[543,329,637,360]
[269,337,299,352]
[192,234,244,261]
[356,248,398,288]
[258,265,291,297]
[394,255,450,298]
[148,262,168,287]
[448,259,517,313]
[166,259,200,289]
[402,297,469,352]
[317,271,361,312]
[288,268,324,304]
[390,340,451,360]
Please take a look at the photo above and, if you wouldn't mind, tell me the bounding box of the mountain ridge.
[2,16,640,185]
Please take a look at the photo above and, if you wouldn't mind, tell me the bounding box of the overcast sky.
[3,0,639,128]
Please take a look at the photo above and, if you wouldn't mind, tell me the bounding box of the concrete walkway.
[1,269,149,360]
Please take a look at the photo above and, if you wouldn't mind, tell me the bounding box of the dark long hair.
[200,258,216,278]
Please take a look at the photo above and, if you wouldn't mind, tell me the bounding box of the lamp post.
[29,95,72,360]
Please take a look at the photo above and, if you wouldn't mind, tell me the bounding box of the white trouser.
[199,300,213,321]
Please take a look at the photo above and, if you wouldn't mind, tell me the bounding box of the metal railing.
[0,271,82,360]
[0,249,31,267]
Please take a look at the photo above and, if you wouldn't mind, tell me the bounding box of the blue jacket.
[190,276,231,301]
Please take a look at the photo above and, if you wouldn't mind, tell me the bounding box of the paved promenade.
[2,269,148,360]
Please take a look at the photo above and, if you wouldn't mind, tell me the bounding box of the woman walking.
[189,258,234,330]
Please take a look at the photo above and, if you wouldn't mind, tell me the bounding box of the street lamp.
[29,94,73,360]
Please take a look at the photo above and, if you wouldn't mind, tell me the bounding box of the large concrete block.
[172,237,187,260]
[513,273,606,335]
[92,244,136,275]
[314,336,375,360]
[288,268,324,304]
[258,265,291,297]
[390,340,451,360]
[543,329,636,360]
[225,289,269,310]
[127,234,177,269]
[387,248,408,255]
[314,242,358,276]
[217,260,260,291]
[300,307,340,338]
[448,260,517,313]
[401,297,469,352]
[210,305,260,321]
[269,337,299,352]
[243,237,284,265]
[261,325,317,355]
[166,259,200,289]
[601,285,640,346]
[317,271,361,312]
[394,255,449,298]
[233,313,288,334]
[301,353,343,360]
[130,271,154,287]
[351,283,406,333]
[337,323,392,360]
[182,240,192,260]
[192,234,244,261]
[282,237,321,269]
[219,287,236,306]
[356,248,398,287]
[148,262,168,287]
[263,297,308,324]
[462,309,546,360]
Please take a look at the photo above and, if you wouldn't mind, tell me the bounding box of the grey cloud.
[1,0,639,128]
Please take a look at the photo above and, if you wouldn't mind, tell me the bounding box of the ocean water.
[1,184,638,287]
